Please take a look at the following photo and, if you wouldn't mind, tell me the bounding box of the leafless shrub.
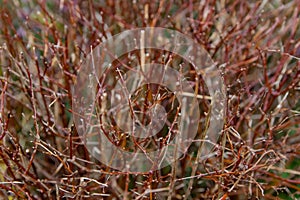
[0,0,299,199]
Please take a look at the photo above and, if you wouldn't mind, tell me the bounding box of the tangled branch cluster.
[0,0,299,199]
